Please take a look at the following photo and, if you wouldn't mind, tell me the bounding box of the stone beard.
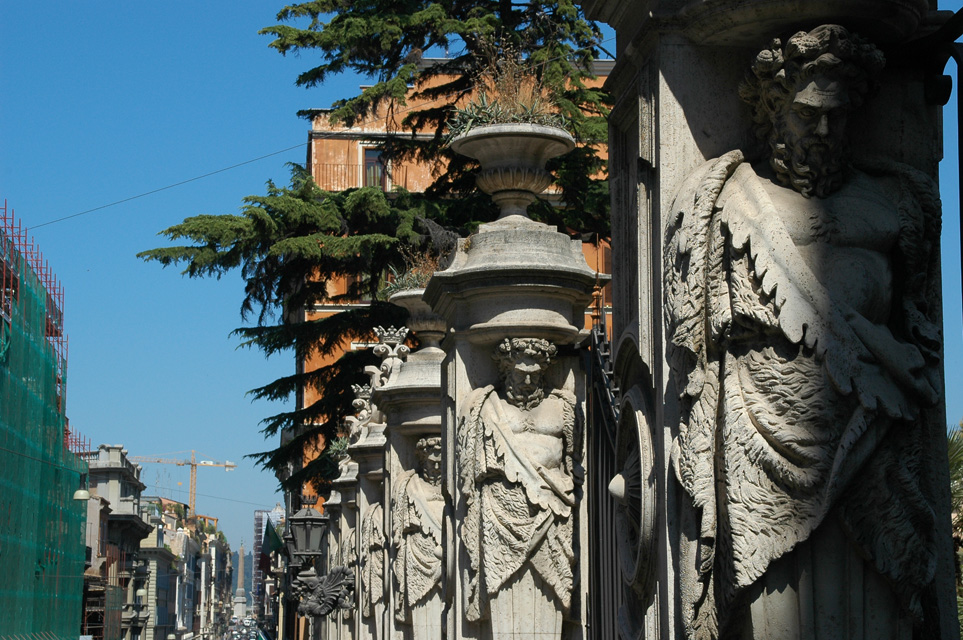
[458,338,579,629]
[666,25,943,639]
[393,437,444,629]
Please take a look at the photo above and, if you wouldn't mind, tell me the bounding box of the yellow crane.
[130,450,236,518]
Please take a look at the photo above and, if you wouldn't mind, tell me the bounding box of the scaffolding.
[0,200,84,639]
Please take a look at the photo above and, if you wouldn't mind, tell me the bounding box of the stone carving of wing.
[312,566,356,617]
[360,503,384,617]
[721,162,936,421]
[394,470,442,619]
[664,151,744,556]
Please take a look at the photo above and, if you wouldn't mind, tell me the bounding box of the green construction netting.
[0,225,84,638]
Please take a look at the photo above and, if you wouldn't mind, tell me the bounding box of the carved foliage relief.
[360,504,384,618]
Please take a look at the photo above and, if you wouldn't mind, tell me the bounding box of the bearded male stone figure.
[393,436,444,638]
[665,25,945,639]
[459,337,578,638]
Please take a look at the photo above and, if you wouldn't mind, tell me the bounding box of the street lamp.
[73,472,89,501]
[287,495,328,561]
[282,530,300,570]
[286,495,354,621]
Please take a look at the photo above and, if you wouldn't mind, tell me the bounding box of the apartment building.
[80,444,153,640]
[0,201,86,639]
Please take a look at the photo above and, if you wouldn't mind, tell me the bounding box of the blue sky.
[1,2,344,549]
[1,1,962,549]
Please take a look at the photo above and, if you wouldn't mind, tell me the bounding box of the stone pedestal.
[425,123,603,639]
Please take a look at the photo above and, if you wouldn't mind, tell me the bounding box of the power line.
[0,445,276,507]
[0,443,85,475]
[28,38,615,231]
[145,483,278,508]
[30,144,308,229]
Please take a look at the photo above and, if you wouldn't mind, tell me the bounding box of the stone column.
[375,289,446,640]
[577,1,959,638]
[424,124,602,639]
[347,326,407,639]
[320,490,346,640]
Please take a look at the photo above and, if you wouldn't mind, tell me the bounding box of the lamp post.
[288,495,328,565]
[73,472,90,501]
[286,495,355,625]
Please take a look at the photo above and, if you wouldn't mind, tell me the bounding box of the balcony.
[313,163,411,192]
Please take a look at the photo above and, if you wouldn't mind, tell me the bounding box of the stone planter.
[450,123,575,219]
[432,120,601,639]
[387,288,445,351]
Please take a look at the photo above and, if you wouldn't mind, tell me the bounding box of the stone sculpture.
[393,436,444,635]
[665,24,944,639]
[360,503,384,619]
[293,565,356,618]
[373,326,410,386]
[345,384,372,443]
[458,337,579,635]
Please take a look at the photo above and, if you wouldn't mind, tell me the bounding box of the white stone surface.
[451,124,575,219]
[392,437,444,639]
[458,339,578,632]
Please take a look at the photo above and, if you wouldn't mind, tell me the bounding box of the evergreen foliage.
[261,0,611,236]
[139,166,454,489]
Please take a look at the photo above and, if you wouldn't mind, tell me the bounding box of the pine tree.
[139,166,456,487]
[143,1,611,490]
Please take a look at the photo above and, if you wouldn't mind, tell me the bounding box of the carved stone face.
[504,354,547,409]
[771,73,852,198]
[416,438,443,486]
[786,75,850,141]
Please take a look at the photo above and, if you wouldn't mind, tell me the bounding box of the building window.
[363,148,388,191]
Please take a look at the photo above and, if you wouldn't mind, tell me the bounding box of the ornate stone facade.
[579,0,958,637]
[285,5,958,638]
[359,503,384,619]
[392,437,444,637]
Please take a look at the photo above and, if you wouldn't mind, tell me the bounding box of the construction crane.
[130,450,236,518]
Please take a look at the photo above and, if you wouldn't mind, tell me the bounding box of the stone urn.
[379,288,445,436]
[450,123,575,219]
[387,288,445,351]
[426,122,599,346]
